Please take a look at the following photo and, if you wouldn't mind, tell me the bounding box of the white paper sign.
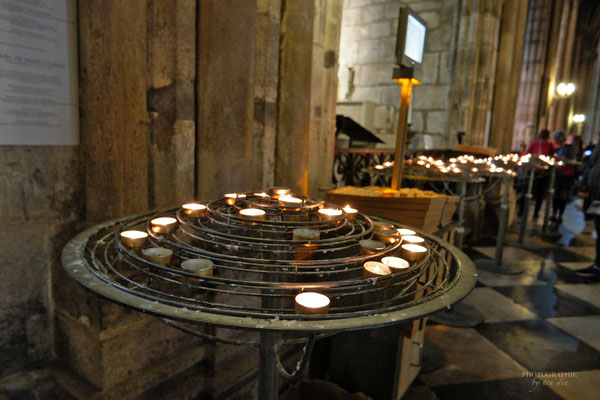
[0,0,78,145]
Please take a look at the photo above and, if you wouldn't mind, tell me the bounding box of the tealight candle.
[343,205,358,221]
[381,256,410,272]
[400,243,428,262]
[359,239,386,255]
[120,230,148,248]
[293,243,319,260]
[181,258,214,277]
[253,192,269,198]
[373,221,395,232]
[402,235,425,244]
[182,203,206,218]
[293,228,320,241]
[294,292,330,315]
[363,261,392,278]
[151,217,178,234]
[268,187,291,198]
[318,208,343,220]
[398,228,416,236]
[142,247,173,266]
[374,229,399,244]
[224,193,246,206]
[279,195,303,207]
[239,208,266,221]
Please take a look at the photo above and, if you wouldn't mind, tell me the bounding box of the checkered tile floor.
[404,218,600,400]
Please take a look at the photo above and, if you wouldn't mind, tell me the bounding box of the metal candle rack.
[62,190,476,399]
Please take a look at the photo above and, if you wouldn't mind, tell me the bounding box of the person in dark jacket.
[575,140,600,282]
[551,132,575,225]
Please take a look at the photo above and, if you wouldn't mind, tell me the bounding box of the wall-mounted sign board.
[0,0,78,145]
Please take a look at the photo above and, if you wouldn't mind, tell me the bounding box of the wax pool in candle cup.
[397,228,416,236]
[182,203,206,218]
[374,229,399,244]
[374,221,395,232]
[142,247,173,266]
[363,261,392,278]
[239,208,266,221]
[359,239,386,255]
[400,243,428,262]
[318,208,343,220]
[181,258,214,277]
[381,256,410,272]
[294,292,330,315]
[402,235,425,244]
[120,230,148,248]
[151,217,178,234]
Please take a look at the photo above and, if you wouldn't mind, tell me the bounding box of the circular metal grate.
[62,191,476,335]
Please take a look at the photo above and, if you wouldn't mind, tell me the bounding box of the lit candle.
[373,221,395,232]
[182,203,206,218]
[359,239,386,255]
[381,256,410,272]
[398,228,416,236]
[318,208,343,220]
[239,208,266,221]
[374,229,398,244]
[268,187,291,198]
[293,228,320,241]
[400,243,428,262]
[142,247,173,266]
[224,193,246,206]
[151,217,178,234]
[363,261,392,278]
[253,192,269,198]
[294,292,330,315]
[279,195,303,207]
[181,258,214,277]
[343,205,358,221]
[120,230,148,248]
[402,235,425,244]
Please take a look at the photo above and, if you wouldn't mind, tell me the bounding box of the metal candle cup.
[293,228,320,241]
[120,230,148,248]
[239,208,266,221]
[343,205,358,221]
[182,203,206,218]
[402,235,425,245]
[373,221,395,232]
[374,229,399,244]
[397,228,416,236]
[359,239,386,255]
[318,208,343,221]
[294,292,330,315]
[268,187,291,199]
[151,217,179,234]
[142,247,173,266]
[363,261,392,278]
[225,193,245,206]
[381,256,410,272]
[181,258,214,277]
[400,243,428,262]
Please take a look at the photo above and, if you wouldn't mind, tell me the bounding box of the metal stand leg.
[477,176,524,274]
[454,180,467,249]
[259,331,280,400]
[518,169,535,244]
[542,166,556,234]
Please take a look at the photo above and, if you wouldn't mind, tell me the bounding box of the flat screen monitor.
[395,7,427,67]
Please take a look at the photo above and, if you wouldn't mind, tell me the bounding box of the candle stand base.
[420,340,446,373]
[428,302,484,327]
[475,258,525,275]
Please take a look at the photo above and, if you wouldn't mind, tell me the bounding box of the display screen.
[404,14,426,64]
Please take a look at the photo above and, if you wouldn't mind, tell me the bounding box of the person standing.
[551,132,575,225]
[522,129,555,219]
[576,140,600,282]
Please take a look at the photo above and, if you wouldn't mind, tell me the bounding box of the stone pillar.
[147,0,196,208]
[196,0,260,199]
[275,0,315,195]
[489,0,528,152]
[79,0,149,223]
[308,0,343,199]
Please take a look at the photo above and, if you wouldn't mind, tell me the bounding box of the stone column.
[275,0,315,195]
[490,0,528,152]
[147,0,196,208]
[308,0,343,199]
[79,0,149,222]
